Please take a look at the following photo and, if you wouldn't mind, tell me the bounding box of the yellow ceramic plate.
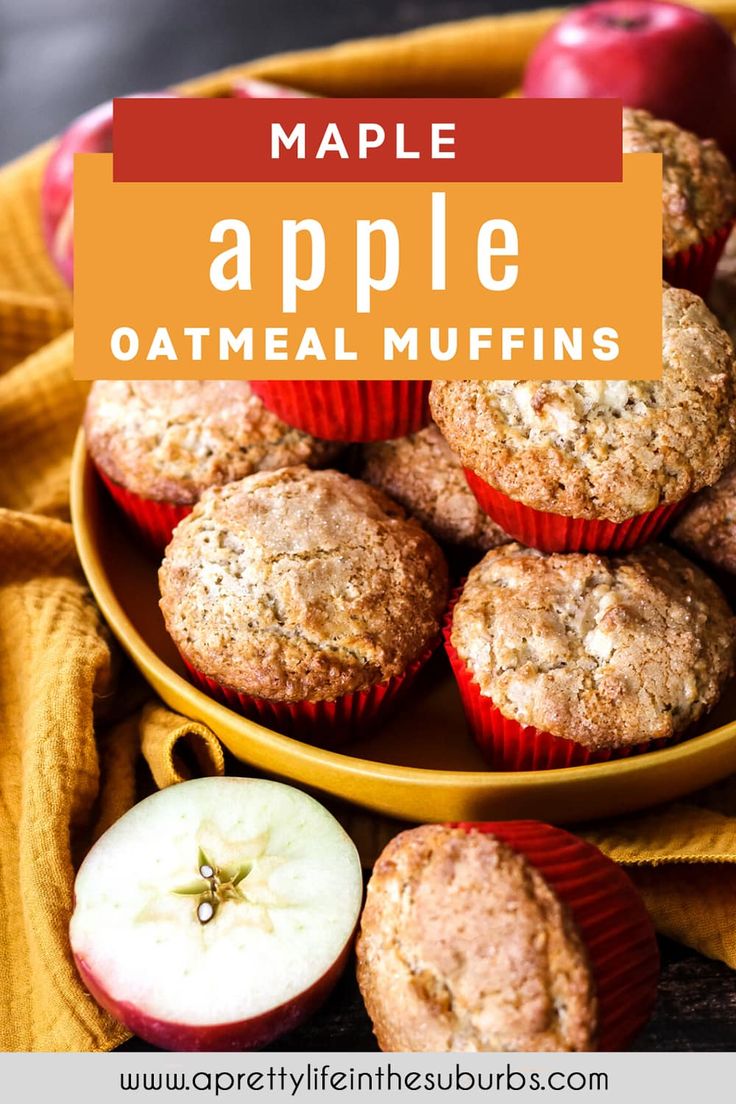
[71,430,736,823]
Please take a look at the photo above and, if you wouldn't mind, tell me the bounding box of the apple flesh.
[69,777,363,1051]
[523,0,736,163]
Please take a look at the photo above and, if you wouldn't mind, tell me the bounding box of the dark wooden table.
[117,937,736,1052]
[6,0,736,1052]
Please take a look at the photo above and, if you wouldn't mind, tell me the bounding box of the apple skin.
[40,100,113,286]
[523,0,736,163]
[74,934,353,1051]
[41,93,173,287]
[69,777,363,1052]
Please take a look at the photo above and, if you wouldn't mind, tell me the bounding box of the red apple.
[41,93,173,287]
[69,777,363,1051]
[523,0,736,162]
[231,78,310,98]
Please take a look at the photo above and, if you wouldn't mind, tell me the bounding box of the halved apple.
[70,777,363,1051]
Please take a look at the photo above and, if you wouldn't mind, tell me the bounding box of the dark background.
[5,0,736,1052]
[0,0,554,162]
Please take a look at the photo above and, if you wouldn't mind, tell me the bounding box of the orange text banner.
[73,153,662,380]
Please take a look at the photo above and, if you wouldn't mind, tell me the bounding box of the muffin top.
[672,465,736,575]
[159,466,448,702]
[359,424,509,553]
[451,543,735,749]
[623,108,736,257]
[430,287,736,523]
[85,380,340,504]
[356,825,596,1052]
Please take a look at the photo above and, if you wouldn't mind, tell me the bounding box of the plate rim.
[70,427,736,801]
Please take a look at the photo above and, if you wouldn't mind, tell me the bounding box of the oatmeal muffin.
[430,285,736,552]
[85,380,341,551]
[356,822,658,1052]
[623,108,735,262]
[159,466,448,741]
[446,542,736,769]
[672,465,736,574]
[359,424,509,553]
[85,379,341,503]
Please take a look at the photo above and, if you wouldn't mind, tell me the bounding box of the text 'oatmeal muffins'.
[159,465,448,743]
[623,107,736,296]
[85,379,341,550]
[445,542,736,770]
[359,423,509,555]
[430,284,736,553]
[356,822,659,1052]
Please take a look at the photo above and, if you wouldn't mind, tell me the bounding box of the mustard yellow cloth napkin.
[3,2,736,1054]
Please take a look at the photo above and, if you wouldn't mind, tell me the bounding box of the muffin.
[710,227,736,343]
[356,822,659,1052]
[159,466,448,743]
[430,285,736,553]
[85,380,341,551]
[445,542,736,770]
[249,380,431,443]
[672,465,736,575]
[359,424,510,555]
[623,107,736,296]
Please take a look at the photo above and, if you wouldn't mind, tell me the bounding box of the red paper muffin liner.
[450,821,660,1051]
[96,465,191,553]
[663,219,733,300]
[443,594,669,770]
[179,636,440,747]
[463,468,687,554]
[249,380,431,442]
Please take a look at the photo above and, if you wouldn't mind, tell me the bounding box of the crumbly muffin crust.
[359,424,509,552]
[672,465,736,574]
[623,108,736,257]
[356,825,596,1052]
[451,543,735,750]
[430,286,736,522]
[85,380,340,504]
[159,466,448,702]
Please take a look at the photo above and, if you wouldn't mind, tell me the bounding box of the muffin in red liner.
[160,468,449,749]
[443,600,661,769]
[180,637,439,746]
[450,821,660,1051]
[85,380,342,555]
[249,381,430,442]
[463,467,688,554]
[664,219,734,300]
[444,544,736,771]
[97,466,191,553]
[357,822,657,1050]
[430,286,736,557]
[621,108,736,300]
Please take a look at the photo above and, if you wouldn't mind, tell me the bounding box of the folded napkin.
[2,1,736,1053]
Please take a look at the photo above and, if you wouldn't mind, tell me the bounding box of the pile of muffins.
[85,107,736,770]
